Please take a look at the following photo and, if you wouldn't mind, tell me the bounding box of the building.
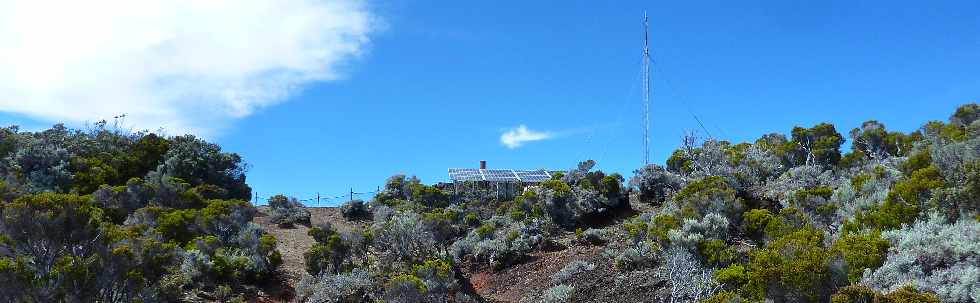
[447,160,552,200]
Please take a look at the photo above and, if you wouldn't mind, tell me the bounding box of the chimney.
[479,160,486,170]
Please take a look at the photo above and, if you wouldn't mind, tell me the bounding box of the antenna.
[642,11,651,165]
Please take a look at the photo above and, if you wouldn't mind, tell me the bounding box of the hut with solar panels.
[447,160,553,200]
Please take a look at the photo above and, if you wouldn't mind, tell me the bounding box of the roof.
[448,168,551,182]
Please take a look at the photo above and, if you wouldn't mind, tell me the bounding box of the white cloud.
[500,125,552,149]
[0,0,375,136]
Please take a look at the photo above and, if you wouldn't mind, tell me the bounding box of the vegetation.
[4,103,980,302]
[0,124,277,301]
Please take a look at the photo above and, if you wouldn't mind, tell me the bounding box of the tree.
[791,123,844,167]
[629,164,683,206]
[151,135,251,200]
[849,120,913,161]
[949,103,980,127]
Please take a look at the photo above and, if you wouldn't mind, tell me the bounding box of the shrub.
[340,199,370,220]
[698,239,737,267]
[790,123,844,167]
[614,242,658,271]
[304,231,349,275]
[0,193,129,301]
[714,264,748,289]
[297,269,374,303]
[373,212,436,265]
[674,176,744,223]
[843,165,942,233]
[744,226,832,302]
[830,231,888,283]
[629,164,684,205]
[660,246,722,302]
[551,260,595,284]
[455,217,544,269]
[703,290,759,303]
[267,195,310,227]
[541,284,574,303]
[862,212,980,303]
[581,228,608,245]
[667,212,730,251]
[412,259,459,297]
[763,165,838,203]
[384,274,427,303]
[743,209,775,240]
[464,213,479,226]
[521,161,628,228]
[831,285,940,303]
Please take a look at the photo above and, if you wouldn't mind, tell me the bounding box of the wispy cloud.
[500,125,552,149]
[0,0,376,136]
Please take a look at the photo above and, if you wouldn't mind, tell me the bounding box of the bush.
[629,164,684,205]
[660,246,722,302]
[743,226,832,302]
[667,212,730,251]
[843,165,942,233]
[450,216,545,269]
[340,199,370,220]
[862,212,980,303]
[790,123,844,167]
[551,260,595,284]
[703,290,759,303]
[412,259,458,296]
[296,269,374,303]
[714,264,748,289]
[674,176,744,223]
[830,231,889,283]
[831,285,940,303]
[614,242,658,271]
[373,212,436,265]
[581,228,608,245]
[268,195,310,227]
[541,284,574,303]
[304,228,349,275]
[384,274,427,303]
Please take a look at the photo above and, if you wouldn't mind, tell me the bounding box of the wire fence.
[252,187,382,207]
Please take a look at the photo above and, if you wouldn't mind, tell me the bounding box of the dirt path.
[254,206,362,284]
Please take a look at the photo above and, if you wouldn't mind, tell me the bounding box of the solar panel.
[514,170,551,182]
[448,168,484,181]
[449,168,551,183]
[483,169,520,182]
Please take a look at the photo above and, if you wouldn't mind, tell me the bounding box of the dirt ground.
[253,207,365,285]
[253,204,661,302]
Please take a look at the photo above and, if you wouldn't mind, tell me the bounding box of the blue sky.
[1,1,978,205]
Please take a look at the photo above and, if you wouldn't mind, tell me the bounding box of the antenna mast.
[642,11,651,165]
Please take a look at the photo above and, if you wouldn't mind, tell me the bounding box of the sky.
[1,0,978,205]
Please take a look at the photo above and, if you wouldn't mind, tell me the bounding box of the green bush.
[790,123,844,167]
[830,285,940,303]
[698,239,737,267]
[714,264,748,289]
[304,224,350,275]
[830,231,888,283]
[744,226,832,302]
[844,165,943,233]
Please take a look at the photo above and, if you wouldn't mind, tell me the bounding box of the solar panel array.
[448,168,483,181]
[513,170,551,182]
[484,169,521,182]
[447,168,551,182]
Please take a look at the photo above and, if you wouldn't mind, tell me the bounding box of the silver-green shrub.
[862,212,980,303]
[541,284,574,303]
[296,269,374,303]
[551,260,595,284]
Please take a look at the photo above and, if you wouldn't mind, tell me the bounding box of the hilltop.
[2,103,979,302]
